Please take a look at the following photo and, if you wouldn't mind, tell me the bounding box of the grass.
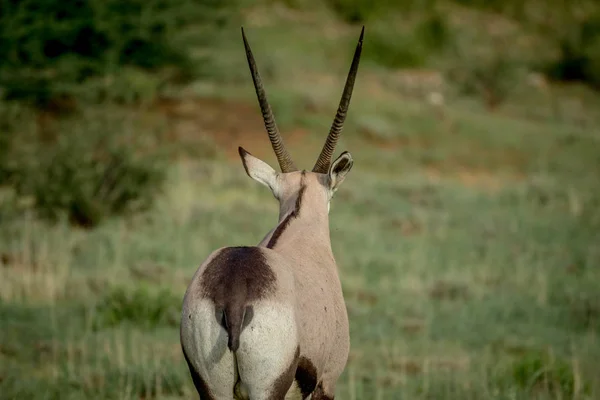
[2,1,600,399]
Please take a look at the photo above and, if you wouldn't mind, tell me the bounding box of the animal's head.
[238,27,363,215]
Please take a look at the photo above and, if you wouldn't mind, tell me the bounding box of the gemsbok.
[180,26,364,400]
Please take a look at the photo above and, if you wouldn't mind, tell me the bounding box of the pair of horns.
[241,26,364,174]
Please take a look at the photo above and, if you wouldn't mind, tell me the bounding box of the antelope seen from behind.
[180,27,364,400]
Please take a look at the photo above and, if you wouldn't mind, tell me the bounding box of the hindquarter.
[181,246,300,399]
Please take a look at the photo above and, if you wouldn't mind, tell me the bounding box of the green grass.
[2,107,599,398]
[2,2,600,399]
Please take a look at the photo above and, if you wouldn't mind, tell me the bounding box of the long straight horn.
[313,26,364,174]
[241,27,297,173]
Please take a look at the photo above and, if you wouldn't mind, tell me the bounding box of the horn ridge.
[312,26,364,174]
[241,27,297,173]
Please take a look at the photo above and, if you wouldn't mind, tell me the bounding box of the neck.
[258,189,333,259]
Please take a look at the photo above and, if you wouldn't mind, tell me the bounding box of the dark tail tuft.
[228,332,240,352]
[224,303,245,352]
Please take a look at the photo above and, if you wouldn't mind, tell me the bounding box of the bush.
[326,0,438,23]
[363,12,452,69]
[366,28,428,69]
[4,107,169,227]
[93,285,181,329]
[416,11,451,51]
[443,33,522,109]
[0,102,39,186]
[447,54,521,109]
[541,11,600,90]
[326,0,382,23]
[0,0,236,106]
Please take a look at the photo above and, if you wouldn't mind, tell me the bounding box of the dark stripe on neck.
[267,171,306,249]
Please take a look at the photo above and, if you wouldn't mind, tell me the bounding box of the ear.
[328,151,353,193]
[238,147,278,192]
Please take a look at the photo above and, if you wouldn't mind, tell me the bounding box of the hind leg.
[238,351,299,400]
[236,301,300,400]
[181,299,237,399]
[311,356,345,400]
[181,342,236,400]
[311,382,335,400]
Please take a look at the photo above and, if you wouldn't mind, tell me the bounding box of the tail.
[223,295,247,352]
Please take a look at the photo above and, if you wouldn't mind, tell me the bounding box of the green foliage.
[363,13,452,69]
[542,11,600,90]
[365,29,428,69]
[416,11,451,51]
[510,351,582,396]
[444,36,522,108]
[457,0,600,90]
[326,0,437,23]
[0,105,22,184]
[2,108,168,228]
[277,0,320,10]
[75,67,165,106]
[326,0,383,23]
[93,285,181,329]
[452,0,518,11]
[0,0,235,106]
[357,0,600,93]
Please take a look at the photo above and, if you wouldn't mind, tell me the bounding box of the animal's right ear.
[238,147,278,191]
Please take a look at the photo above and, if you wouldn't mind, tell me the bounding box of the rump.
[235,300,300,400]
[181,246,299,399]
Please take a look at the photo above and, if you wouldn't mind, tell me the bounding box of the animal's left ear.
[328,151,353,192]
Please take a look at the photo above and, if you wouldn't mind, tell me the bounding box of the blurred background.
[1,0,599,398]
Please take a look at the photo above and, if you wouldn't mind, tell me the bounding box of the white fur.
[181,298,236,399]
[182,298,300,400]
[241,149,280,195]
[236,300,299,399]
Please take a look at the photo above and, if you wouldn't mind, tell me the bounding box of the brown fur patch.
[181,343,215,400]
[295,356,318,398]
[200,247,275,304]
[200,247,276,351]
[267,171,306,249]
[270,346,300,399]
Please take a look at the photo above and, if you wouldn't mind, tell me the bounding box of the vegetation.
[0,0,236,106]
[0,105,169,227]
[1,0,599,399]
